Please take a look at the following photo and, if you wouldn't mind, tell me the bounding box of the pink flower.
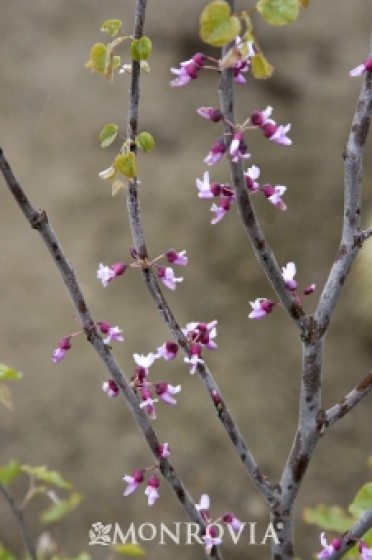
[123,469,144,496]
[303,283,316,295]
[156,443,170,458]
[52,337,71,363]
[139,388,158,419]
[196,494,210,519]
[359,542,372,560]
[98,321,124,345]
[197,107,223,122]
[222,512,244,533]
[196,171,217,198]
[265,123,292,146]
[229,131,250,163]
[248,298,275,319]
[166,249,188,266]
[245,165,260,192]
[170,53,205,87]
[282,262,297,291]
[155,382,181,405]
[184,343,204,374]
[156,341,179,361]
[183,321,218,349]
[133,352,157,369]
[145,475,160,506]
[157,266,183,290]
[317,533,342,558]
[349,57,372,77]
[204,138,227,166]
[211,196,234,224]
[250,106,273,127]
[97,262,127,287]
[203,525,223,554]
[263,184,287,210]
[102,379,119,397]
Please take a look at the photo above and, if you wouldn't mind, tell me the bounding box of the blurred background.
[0,1,371,558]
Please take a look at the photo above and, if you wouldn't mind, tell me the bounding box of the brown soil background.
[1,1,372,559]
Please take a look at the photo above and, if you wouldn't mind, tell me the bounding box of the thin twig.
[0,483,37,560]
[324,372,372,428]
[124,0,273,504]
[0,147,209,545]
[326,508,372,560]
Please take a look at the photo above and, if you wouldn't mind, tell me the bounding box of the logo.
[89,522,112,545]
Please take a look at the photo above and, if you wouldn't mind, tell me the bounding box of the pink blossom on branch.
[102,378,120,398]
[97,262,127,287]
[316,533,342,558]
[204,137,227,166]
[157,266,183,290]
[166,249,188,266]
[145,475,160,506]
[52,337,72,363]
[156,341,179,361]
[262,184,287,210]
[281,262,298,291]
[154,381,181,405]
[123,469,144,496]
[349,57,372,77]
[97,321,125,345]
[170,53,206,87]
[248,298,276,319]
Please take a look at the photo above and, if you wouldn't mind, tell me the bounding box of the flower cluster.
[317,533,372,560]
[97,248,188,291]
[182,320,218,374]
[123,443,170,507]
[52,320,124,363]
[250,106,292,146]
[196,494,243,554]
[248,262,316,319]
[170,37,255,88]
[196,167,287,225]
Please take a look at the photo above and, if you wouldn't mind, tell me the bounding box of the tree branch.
[324,372,372,428]
[0,483,37,560]
[327,508,372,560]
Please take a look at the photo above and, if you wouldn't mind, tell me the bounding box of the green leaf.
[99,124,119,148]
[251,52,274,78]
[21,465,72,489]
[0,460,21,487]
[130,37,152,61]
[136,132,155,153]
[199,1,241,47]
[101,19,122,37]
[112,544,146,557]
[40,492,82,524]
[86,43,110,75]
[256,0,300,25]
[0,364,23,381]
[349,482,372,517]
[114,153,137,179]
[303,504,353,532]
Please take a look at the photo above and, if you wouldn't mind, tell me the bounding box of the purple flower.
[170,53,205,87]
[102,379,119,397]
[229,131,250,163]
[157,266,183,290]
[139,388,158,419]
[196,494,210,518]
[155,382,181,405]
[98,321,124,344]
[263,184,287,210]
[210,196,234,224]
[359,542,372,560]
[204,138,227,166]
[123,469,144,496]
[166,249,188,266]
[52,337,71,363]
[244,165,260,192]
[265,123,292,146]
[196,171,222,199]
[349,57,372,77]
[303,283,316,296]
[156,341,179,361]
[156,443,170,458]
[197,107,223,122]
[222,512,244,533]
[317,533,342,558]
[97,262,127,287]
[248,298,276,319]
[145,475,160,506]
[250,106,273,127]
[203,525,223,554]
[184,343,204,374]
[281,262,297,291]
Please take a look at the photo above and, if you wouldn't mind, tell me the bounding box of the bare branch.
[324,372,372,428]
[0,483,37,560]
[315,56,372,333]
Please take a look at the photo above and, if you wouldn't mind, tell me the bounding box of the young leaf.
[99,124,119,148]
[0,364,23,381]
[303,504,353,532]
[349,482,372,517]
[115,153,137,179]
[256,0,300,25]
[112,544,146,557]
[21,465,72,489]
[251,52,274,78]
[0,460,21,487]
[85,43,109,75]
[200,1,241,47]
[101,19,122,37]
[130,37,152,61]
[40,492,82,524]
[112,180,126,196]
[136,132,155,153]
